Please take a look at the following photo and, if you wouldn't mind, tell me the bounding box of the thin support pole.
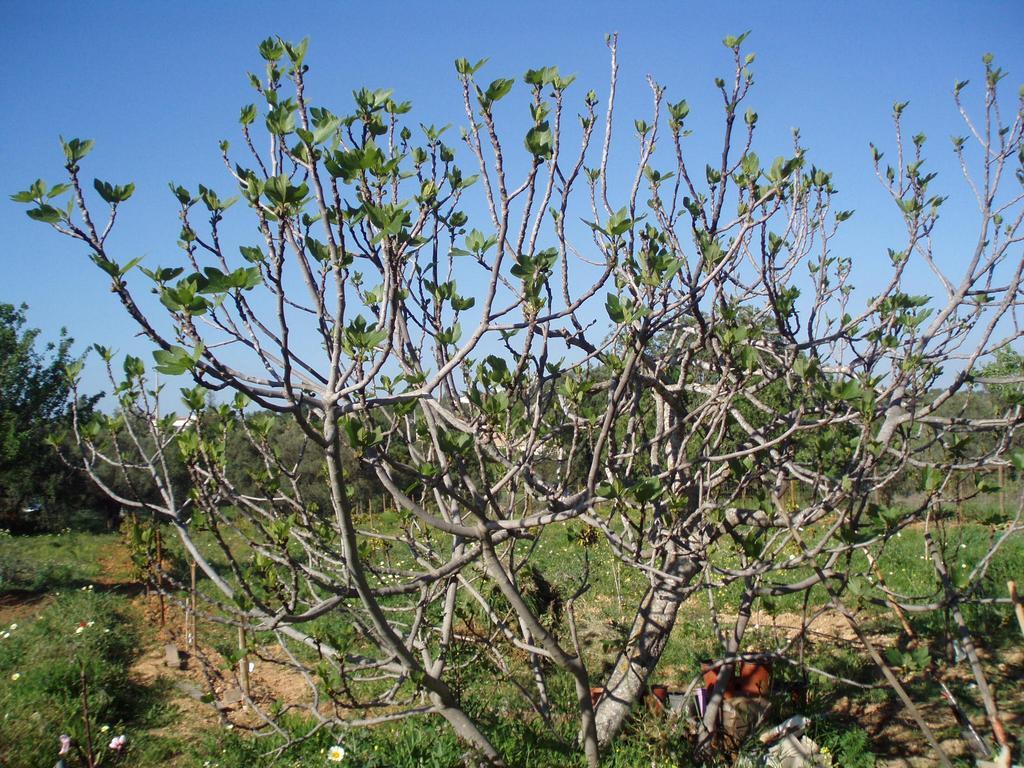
[188,558,197,652]
[155,528,165,627]
[998,465,1006,517]
[238,624,251,699]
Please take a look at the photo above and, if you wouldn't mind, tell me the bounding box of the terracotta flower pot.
[647,683,669,714]
[699,659,772,699]
[735,661,771,696]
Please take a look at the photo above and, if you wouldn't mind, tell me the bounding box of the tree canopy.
[13,34,1024,766]
[0,303,104,531]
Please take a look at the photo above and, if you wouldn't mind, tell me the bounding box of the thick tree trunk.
[594,548,701,746]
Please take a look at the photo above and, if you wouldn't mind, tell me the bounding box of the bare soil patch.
[0,590,54,626]
[131,595,314,732]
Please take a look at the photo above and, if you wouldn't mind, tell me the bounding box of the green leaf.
[63,359,84,381]
[1010,450,1024,471]
[883,647,903,666]
[264,174,309,208]
[668,100,690,124]
[464,229,496,254]
[722,31,750,49]
[523,66,561,88]
[439,322,462,346]
[910,646,931,669]
[482,78,514,106]
[343,315,388,352]
[976,477,1001,494]
[632,476,663,504]
[231,267,262,290]
[312,116,340,145]
[61,137,95,165]
[831,379,862,402]
[169,183,194,206]
[239,246,265,264]
[265,102,296,135]
[259,37,286,62]
[119,256,143,276]
[438,429,473,455]
[847,575,868,596]
[93,178,135,204]
[922,466,944,492]
[606,206,634,236]
[305,236,331,262]
[740,152,760,178]
[152,346,194,376]
[525,123,553,159]
[283,37,309,65]
[26,205,62,224]
[12,179,50,203]
[605,293,624,323]
[197,185,237,213]
[451,294,475,311]
[454,57,488,76]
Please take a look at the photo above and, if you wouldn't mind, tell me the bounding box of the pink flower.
[59,734,72,755]
[108,734,126,752]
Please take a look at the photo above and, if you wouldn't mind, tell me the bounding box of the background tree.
[980,347,1024,413]
[0,302,105,532]
[15,34,1024,766]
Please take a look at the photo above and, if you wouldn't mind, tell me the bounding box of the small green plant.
[883,644,931,672]
[816,724,876,768]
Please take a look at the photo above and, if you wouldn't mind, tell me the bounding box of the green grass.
[1,508,1020,767]
[175,696,696,768]
[0,590,175,768]
[0,531,123,592]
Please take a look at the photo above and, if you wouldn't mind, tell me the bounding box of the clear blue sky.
[2,1,1022,396]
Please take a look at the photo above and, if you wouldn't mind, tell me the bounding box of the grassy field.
[0,506,1022,767]
[0,531,127,592]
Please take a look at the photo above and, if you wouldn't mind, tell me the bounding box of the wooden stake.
[998,465,1005,517]
[789,479,796,511]
[1009,581,1024,639]
[188,558,197,652]
[238,624,251,698]
[612,559,623,613]
[182,585,190,648]
[155,528,165,627]
[868,551,915,638]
